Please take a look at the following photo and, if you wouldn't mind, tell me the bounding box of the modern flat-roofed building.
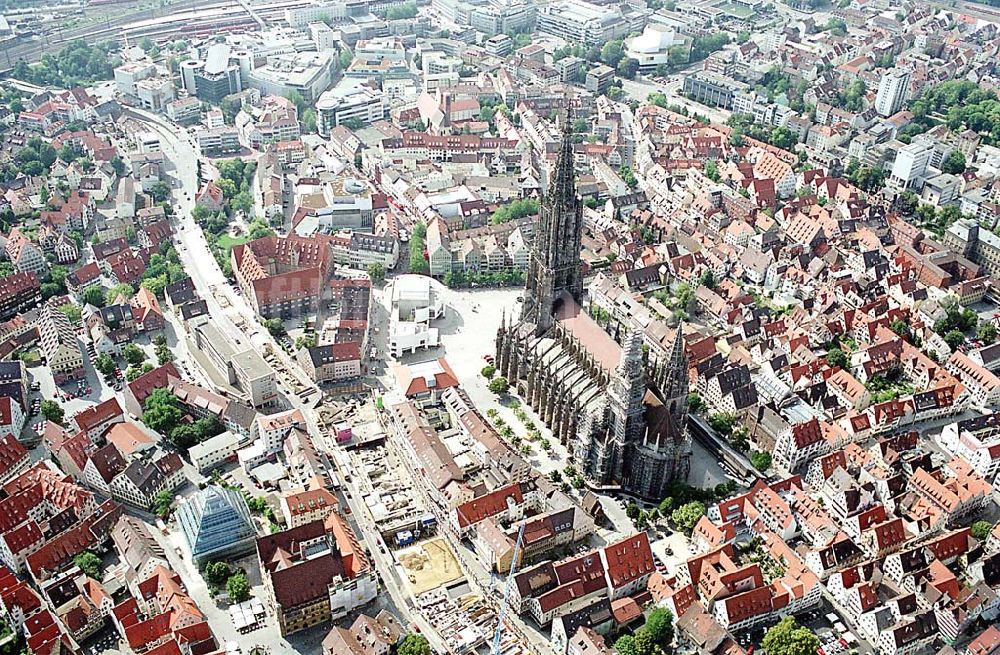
[625,24,684,70]
[188,430,244,472]
[232,350,278,408]
[536,0,629,46]
[179,44,243,104]
[875,68,911,118]
[245,51,337,103]
[682,72,748,108]
[315,85,387,137]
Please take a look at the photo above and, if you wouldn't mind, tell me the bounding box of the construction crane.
[491,522,526,655]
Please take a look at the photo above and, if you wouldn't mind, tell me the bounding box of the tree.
[285,90,307,114]
[263,318,285,337]
[645,607,674,647]
[707,412,737,436]
[945,329,965,352]
[751,451,772,471]
[704,160,720,182]
[142,388,182,436]
[232,192,254,216]
[153,489,173,518]
[489,376,510,395]
[73,551,102,579]
[109,283,135,302]
[978,321,997,344]
[246,218,274,240]
[762,617,820,655]
[617,58,639,80]
[614,635,638,655]
[826,347,848,369]
[123,344,147,366]
[384,0,418,18]
[600,40,624,68]
[226,572,251,603]
[149,181,171,203]
[398,634,431,655]
[40,400,64,425]
[216,178,237,200]
[671,500,705,533]
[619,165,638,189]
[81,285,106,308]
[481,364,496,379]
[659,497,674,515]
[626,502,641,520]
[58,303,82,323]
[491,198,539,224]
[941,150,967,174]
[95,353,116,378]
[366,262,386,284]
[155,343,174,365]
[890,319,914,343]
[203,561,231,585]
[302,108,317,133]
[647,92,668,108]
[971,520,994,540]
[169,423,201,450]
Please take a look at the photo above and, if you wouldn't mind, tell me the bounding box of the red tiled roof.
[26,519,97,578]
[0,272,39,304]
[792,418,823,448]
[73,397,123,435]
[66,262,100,287]
[0,432,27,479]
[393,359,459,397]
[969,626,1000,655]
[127,363,180,407]
[722,585,773,624]
[125,612,172,651]
[603,532,654,590]
[456,483,524,528]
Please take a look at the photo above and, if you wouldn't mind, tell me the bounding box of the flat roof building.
[536,0,630,46]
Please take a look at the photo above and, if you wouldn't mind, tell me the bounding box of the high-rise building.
[875,68,911,117]
[888,140,932,191]
[179,44,243,104]
[495,128,691,499]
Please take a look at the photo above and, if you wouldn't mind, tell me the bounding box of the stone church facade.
[495,128,691,500]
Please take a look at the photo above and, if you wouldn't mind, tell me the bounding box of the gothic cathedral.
[495,128,691,500]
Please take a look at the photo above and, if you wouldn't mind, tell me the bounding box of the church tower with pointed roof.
[520,128,584,336]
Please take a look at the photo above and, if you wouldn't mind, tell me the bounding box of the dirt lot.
[397,538,465,595]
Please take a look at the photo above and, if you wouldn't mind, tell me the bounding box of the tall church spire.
[520,125,584,334]
[661,324,689,420]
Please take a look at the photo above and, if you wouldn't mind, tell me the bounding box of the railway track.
[0,0,233,63]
